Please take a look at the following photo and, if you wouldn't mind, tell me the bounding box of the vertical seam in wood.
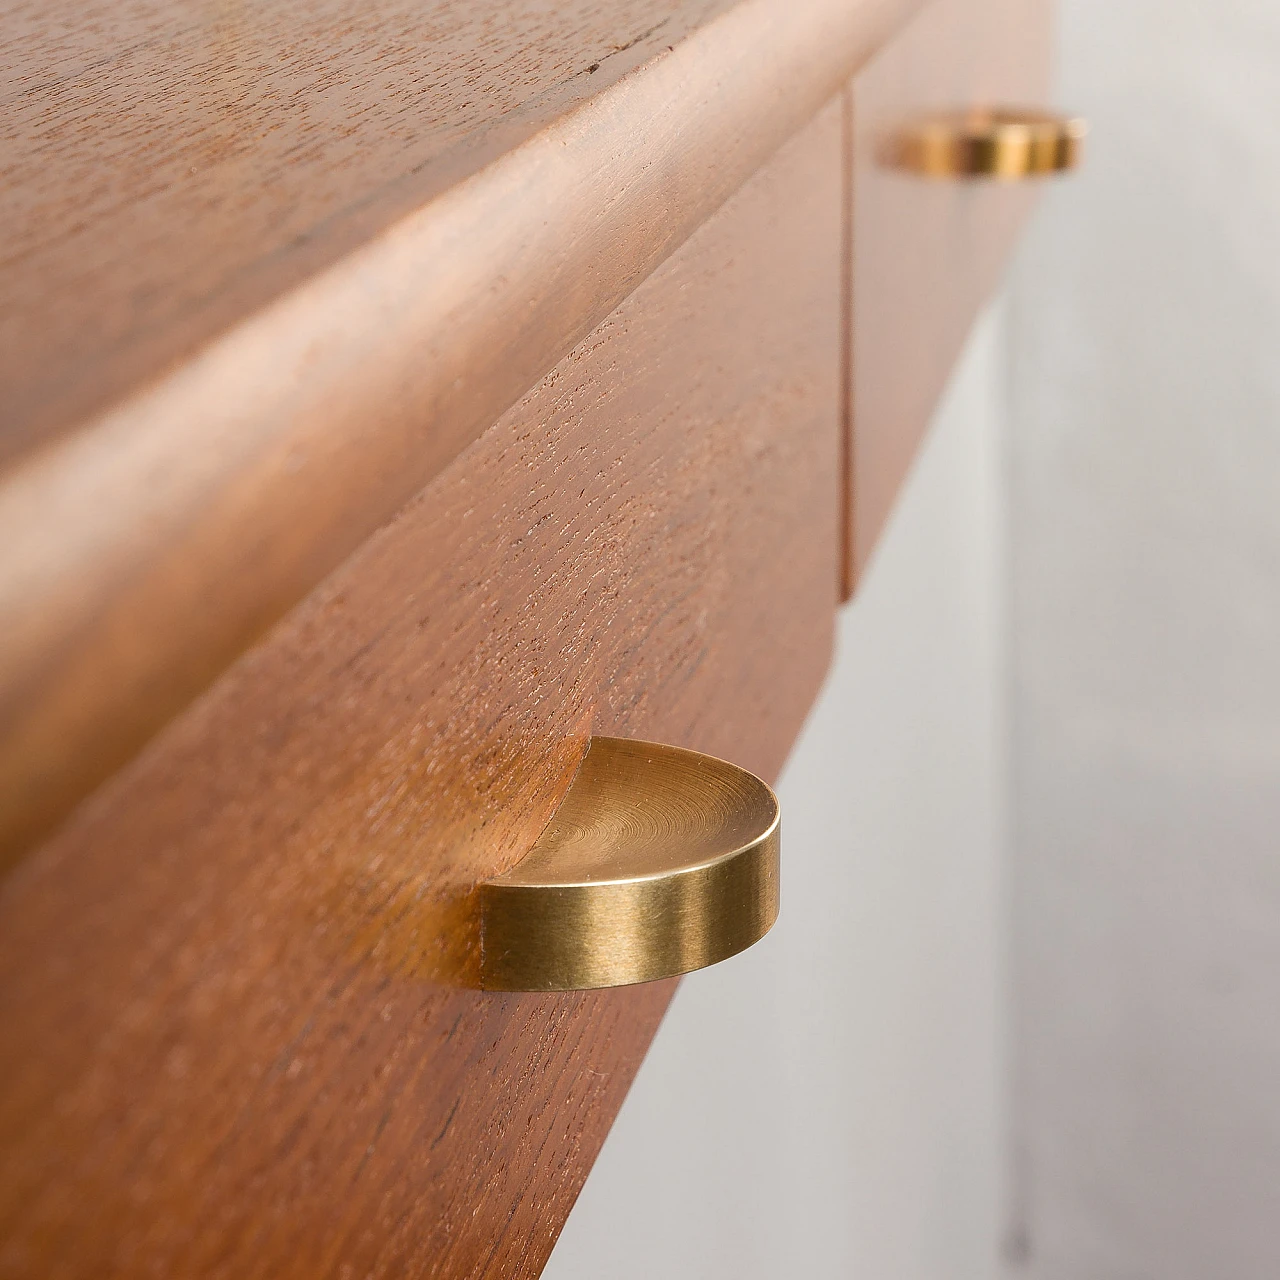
[838,83,857,602]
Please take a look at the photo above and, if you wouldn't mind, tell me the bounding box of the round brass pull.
[478,737,780,991]
[885,108,1086,179]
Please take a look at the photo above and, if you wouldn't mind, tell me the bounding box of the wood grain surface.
[0,98,845,1279]
[1,0,715,459]
[844,0,1053,590]
[0,0,922,868]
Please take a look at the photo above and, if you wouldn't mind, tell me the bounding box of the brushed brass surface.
[479,737,780,991]
[886,108,1086,178]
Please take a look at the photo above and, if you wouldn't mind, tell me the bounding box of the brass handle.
[478,737,779,991]
[884,108,1086,179]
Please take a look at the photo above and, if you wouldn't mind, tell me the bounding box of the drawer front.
[846,0,1053,586]
[0,102,843,1279]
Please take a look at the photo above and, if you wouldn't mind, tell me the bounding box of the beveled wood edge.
[0,0,925,869]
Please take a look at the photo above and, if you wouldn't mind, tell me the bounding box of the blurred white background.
[546,1,1280,1275]
[1007,1,1280,1275]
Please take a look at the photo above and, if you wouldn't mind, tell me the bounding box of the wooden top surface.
[2,0,712,461]
[0,0,921,865]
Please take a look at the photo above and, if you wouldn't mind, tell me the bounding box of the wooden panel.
[0,99,844,1280]
[0,0,922,870]
[845,0,1052,589]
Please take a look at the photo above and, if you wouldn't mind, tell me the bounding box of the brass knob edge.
[478,736,780,991]
[885,108,1087,179]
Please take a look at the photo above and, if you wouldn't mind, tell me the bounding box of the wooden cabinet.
[0,91,843,1280]
[0,0,1061,1274]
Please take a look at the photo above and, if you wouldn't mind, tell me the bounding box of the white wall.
[544,304,1011,1280]
[1006,3,1280,1277]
